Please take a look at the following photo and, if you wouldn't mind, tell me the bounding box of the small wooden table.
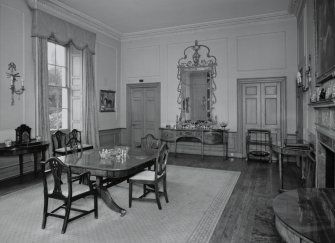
[0,141,49,178]
[273,188,335,243]
[272,140,311,192]
[59,148,156,216]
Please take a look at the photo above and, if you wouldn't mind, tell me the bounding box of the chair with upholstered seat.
[129,143,169,210]
[51,130,67,156]
[41,157,98,234]
[140,133,160,152]
[69,129,82,143]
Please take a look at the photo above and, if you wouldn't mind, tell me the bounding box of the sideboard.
[160,128,228,159]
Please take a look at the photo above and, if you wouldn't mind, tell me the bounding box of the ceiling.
[56,0,290,34]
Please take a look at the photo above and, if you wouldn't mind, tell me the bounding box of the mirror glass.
[177,40,217,122]
[181,71,210,121]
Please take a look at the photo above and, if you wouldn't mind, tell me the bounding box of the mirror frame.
[177,40,217,121]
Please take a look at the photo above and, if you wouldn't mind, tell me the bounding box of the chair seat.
[49,183,91,197]
[129,170,162,182]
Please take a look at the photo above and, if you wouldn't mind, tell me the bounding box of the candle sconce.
[6,62,24,105]
[297,55,312,92]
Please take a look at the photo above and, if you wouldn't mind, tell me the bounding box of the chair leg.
[129,181,133,208]
[163,177,169,203]
[61,199,71,234]
[154,183,162,210]
[42,196,48,229]
[94,191,98,219]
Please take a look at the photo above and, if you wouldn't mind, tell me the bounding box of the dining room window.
[48,42,83,131]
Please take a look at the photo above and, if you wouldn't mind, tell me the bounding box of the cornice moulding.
[121,11,295,41]
[26,0,122,40]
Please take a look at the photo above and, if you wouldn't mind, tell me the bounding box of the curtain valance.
[32,9,96,54]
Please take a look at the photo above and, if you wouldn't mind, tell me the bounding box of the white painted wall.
[121,15,298,133]
[0,0,121,143]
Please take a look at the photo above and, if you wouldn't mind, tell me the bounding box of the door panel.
[242,80,282,156]
[261,82,281,145]
[128,84,160,147]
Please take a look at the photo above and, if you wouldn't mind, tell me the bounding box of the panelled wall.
[121,14,297,156]
[0,0,121,180]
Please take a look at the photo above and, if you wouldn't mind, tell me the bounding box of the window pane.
[48,65,57,85]
[49,108,60,130]
[56,44,66,66]
[62,88,68,109]
[57,67,66,87]
[61,109,68,129]
[48,42,55,65]
[49,86,62,109]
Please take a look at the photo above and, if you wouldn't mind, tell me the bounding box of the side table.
[0,141,49,179]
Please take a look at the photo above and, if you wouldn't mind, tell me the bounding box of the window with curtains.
[48,41,83,131]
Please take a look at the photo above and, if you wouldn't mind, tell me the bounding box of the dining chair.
[140,133,160,152]
[41,157,98,234]
[69,129,82,143]
[64,136,83,157]
[129,143,169,210]
[51,130,67,156]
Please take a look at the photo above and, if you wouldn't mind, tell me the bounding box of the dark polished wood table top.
[59,148,156,178]
[0,141,49,155]
[273,188,335,243]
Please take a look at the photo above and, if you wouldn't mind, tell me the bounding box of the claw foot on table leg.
[98,187,127,216]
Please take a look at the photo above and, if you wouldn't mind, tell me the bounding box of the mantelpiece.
[312,100,335,187]
[160,128,228,159]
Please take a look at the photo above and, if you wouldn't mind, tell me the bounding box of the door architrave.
[126,82,161,146]
[237,77,287,157]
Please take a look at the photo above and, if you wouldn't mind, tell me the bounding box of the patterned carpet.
[0,165,239,243]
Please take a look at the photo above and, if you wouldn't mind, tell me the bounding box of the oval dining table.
[59,147,157,216]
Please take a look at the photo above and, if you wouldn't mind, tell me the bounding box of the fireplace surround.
[313,105,335,187]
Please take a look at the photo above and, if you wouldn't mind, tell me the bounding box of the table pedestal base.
[96,176,127,216]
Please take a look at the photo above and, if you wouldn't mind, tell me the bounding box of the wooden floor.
[0,153,300,243]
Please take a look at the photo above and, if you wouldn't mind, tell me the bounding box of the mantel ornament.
[177,40,218,121]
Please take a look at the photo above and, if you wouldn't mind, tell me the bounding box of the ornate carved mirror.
[177,40,217,122]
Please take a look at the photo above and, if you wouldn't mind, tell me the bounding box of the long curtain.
[83,48,100,148]
[32,9,99,149]
[37,37,51,149]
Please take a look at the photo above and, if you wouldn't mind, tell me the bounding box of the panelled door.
[127,83,160,147]
[241,79,283,156]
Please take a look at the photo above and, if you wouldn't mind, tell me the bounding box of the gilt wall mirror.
[177,40,217,122]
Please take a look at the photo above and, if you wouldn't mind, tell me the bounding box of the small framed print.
[100,90,115,112]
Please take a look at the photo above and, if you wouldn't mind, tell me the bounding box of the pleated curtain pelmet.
[32,9,100,148]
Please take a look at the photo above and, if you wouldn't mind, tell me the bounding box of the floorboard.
[0,153,301,242]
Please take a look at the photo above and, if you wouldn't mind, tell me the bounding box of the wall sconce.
[296,55,312,92]
[6,62,24,105]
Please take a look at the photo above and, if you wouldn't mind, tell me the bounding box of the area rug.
[0,165,240,243]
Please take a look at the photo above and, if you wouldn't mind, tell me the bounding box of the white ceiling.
[56,0,290,34]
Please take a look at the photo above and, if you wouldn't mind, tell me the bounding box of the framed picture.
[100,90,115,112]
[316,0,335,83]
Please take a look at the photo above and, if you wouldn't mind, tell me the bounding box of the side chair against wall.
[129,143,169,210]
[69,129,82,143]
[41,157,98,234]
[140,133,161,152]
[51,130,67,156]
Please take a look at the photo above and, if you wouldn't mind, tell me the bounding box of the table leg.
[33,152,38,178]
[174,140,177,157]
[96,176,126,216]
[19,154,23,180]
[278,152,283,192]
